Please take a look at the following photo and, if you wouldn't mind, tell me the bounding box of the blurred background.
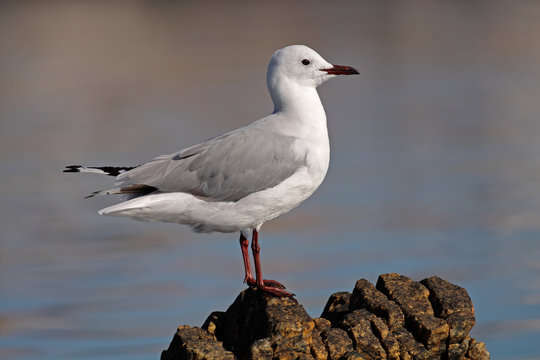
[1,1,540,359]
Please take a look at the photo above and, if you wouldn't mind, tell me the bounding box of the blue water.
[1,1,540,359]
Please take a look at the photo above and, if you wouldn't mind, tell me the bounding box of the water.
[1,1,539,359]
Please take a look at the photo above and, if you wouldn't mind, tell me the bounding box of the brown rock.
[342,350,368,360]
[409,312,449,357]
[310,330,328,360]
[161,325,235,360]
[447,335,470,360]
[201,311,225,340]
[391,325,430,360]
[339,309,387,359]
[220,287,326,360]
[370,316,400,360]
[376,273,434,318]
[377,273,449,357]
[314,317,332,333]
[446,312,476,344]
[321,327,354,360]
[250,338,273,360]
[467,339,490,360]
[265,294,314,338]
[420,277,474,317]
[162,274,489,360]
[321,291,351,326]
[349,278,405,330]
[420,276,476,344]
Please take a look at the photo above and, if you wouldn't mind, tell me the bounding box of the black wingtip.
[63,165,82,173]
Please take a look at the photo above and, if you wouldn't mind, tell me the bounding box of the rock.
[215,287,326,360]
[314,317,332,333]
[420,276,476,344]
[249,338,273,360]
[320,327,354,360]
[419,277,474,318]
[391,325,430,360]
[161,325,235,360]
[162,274,490,360]
[376,274,449,358]
[201,311,226,340]
[321,291,351,326]
[447,336,470,360]
[350,278,405,330]
[338,309,389,359]
[466,339,490,360]
[376,274,434,316]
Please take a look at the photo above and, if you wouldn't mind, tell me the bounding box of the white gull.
[65,45,359,297]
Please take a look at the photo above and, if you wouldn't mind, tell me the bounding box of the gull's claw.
[256,284,295,298]
[245,276,286,290]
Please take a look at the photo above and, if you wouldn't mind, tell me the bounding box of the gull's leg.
[239,232,254,284]
[251,229,293,297]
[240,231,286,289]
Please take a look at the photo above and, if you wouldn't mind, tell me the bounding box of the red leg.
[240,232,286,290]
[239,232,254,284]
[251,229,294,297]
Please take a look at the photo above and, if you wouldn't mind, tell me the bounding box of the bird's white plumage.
[98,45,342,233]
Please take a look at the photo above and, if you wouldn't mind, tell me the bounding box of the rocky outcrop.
[161,273,490,360]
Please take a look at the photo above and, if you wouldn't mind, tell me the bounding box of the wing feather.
[115,127,305,202]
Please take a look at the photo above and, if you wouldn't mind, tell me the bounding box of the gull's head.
[267,45,359,89]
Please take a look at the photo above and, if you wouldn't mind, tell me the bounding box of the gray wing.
[115,127,306,202]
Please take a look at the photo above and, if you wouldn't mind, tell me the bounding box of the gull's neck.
[269,78,326,122]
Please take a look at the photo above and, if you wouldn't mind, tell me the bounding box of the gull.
[64,45,359,297]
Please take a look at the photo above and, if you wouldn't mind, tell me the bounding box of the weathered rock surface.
[161,273,490,360]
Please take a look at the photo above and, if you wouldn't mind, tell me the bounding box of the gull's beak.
[321,64,360,75]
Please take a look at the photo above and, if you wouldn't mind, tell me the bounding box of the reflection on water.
[1,1,540,359]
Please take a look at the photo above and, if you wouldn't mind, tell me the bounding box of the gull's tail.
[63,165,137,176]
[63,164,155,199]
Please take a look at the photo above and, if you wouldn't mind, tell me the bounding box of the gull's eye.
[301,59,310,66]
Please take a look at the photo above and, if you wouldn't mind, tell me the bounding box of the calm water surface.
[1,1,540,359]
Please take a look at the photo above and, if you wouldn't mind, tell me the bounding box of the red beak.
[321,64,360,75]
